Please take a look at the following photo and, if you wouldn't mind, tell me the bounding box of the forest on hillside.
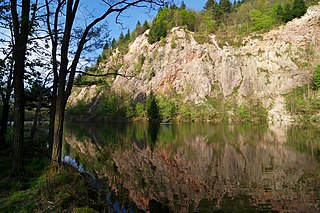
[91,0,316,66]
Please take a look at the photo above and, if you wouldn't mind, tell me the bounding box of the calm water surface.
[63,123,320,212]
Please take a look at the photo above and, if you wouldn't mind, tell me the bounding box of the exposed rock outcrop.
[71,3,320,124]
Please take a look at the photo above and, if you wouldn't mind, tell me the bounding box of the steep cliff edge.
[69,4,320,123]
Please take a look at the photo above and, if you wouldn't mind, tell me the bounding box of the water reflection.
[63,123,320,212]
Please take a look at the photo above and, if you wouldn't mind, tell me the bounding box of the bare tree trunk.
[48,79,57,157]
[51,95,66,169]
[0,51,14,146]
[0,98,10,145]
[29,99,41,144]
[11,52,26,177]
[10,0,31,177]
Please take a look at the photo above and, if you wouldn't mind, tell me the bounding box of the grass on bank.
[0,158,106,212]
[0,127,107,212]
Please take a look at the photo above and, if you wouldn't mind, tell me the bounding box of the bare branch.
[75,70,137,78]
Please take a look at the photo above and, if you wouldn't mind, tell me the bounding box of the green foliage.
[68,89,134,121]
[249,9,275,31]
[197,11,218,34]
[146,91,160,121]
[131,20,149,39]
[284,85,320,122]
[176,9,197,31]
[275,0,307,23]
[157,95,177,120]
[248,100,269,123]
[134,54,145,73]
[95,91,134,121]
[135,102,146,119]
[236,105,251,122]
[148,6,197,44]
[204,0,223,21]
[143,20,150,30]
[232,101,268,123]
[24,79,51,113]
[180,0,186,9]
[313,65,320,89]
[68,100,90,117]
[193,32,211,44]
[220,0,232,13]
[148,7,169,44]
[171,39,177,48]
[292,0,308,18]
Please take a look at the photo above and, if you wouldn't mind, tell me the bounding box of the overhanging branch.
[75,70,137,78]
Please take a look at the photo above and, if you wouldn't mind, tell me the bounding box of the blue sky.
[89,0,207,40]
[81,0,208,59]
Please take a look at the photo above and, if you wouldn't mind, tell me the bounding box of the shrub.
[236,105,251,122]
[134,54,145,74]
[158,96,177,120]
[249,9,275,31]
[135,102,146,119]
[313,65,320,89]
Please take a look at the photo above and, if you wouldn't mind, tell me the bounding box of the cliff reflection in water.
[63,123,320,212]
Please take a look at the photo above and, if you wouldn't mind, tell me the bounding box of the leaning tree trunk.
[0,98,10,145]
[51,95,66,169]
[48,79,57,157]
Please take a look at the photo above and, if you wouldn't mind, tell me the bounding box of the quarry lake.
[63,122,320,212]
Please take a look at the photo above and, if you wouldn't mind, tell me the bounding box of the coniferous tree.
[282,3,294,22]
[143,20,150,30]
[180,0,186,9]
[146,91,159,121]
[148,8,169,43]
[111,38,117,49]
[137,20,141,27]
[125,29,131,41]
[204,0,223,21]
[274,4,284,22]
[204,0,215,10]
[134,20,144,36]
[292,0,307,18]
[170,3,178,9]
[232,0,237,11]
[220,0,232,13]
[119,32,125,42]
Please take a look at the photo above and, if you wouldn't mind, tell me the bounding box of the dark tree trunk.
[29,99,42,144]
[51,95,66,169]
[48,79,57,157]
[10,0,30,177]
[0,98,10,145]
[11,49,26,176]
[0,47,14,146]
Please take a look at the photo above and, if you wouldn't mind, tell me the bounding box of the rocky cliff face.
[70,4,320,124]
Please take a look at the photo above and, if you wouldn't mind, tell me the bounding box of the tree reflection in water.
[63,123,320,212]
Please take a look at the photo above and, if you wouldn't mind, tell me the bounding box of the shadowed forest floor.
[0,127,108,212]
